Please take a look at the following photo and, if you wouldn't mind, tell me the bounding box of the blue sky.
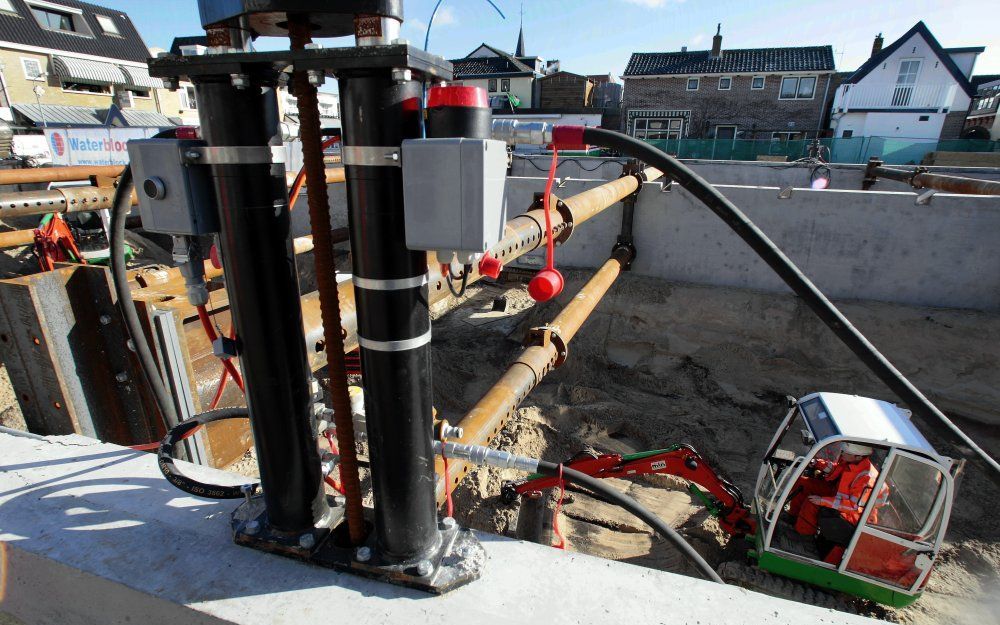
[110,0,999,81]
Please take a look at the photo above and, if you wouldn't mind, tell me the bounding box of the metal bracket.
[862,157,883,191]
[915,189,937,205]
[182,145,285,165]
[342,145,402,167]
[525,325,568,368]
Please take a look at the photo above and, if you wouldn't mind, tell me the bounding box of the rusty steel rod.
[289,20,365,545]
[434,246,634,502]
[0,168,345,221]
[871,165,1000,196]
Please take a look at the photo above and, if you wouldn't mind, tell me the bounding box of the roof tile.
[624,46,835,77]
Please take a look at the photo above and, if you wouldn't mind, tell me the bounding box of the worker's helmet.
[842,442,874,457]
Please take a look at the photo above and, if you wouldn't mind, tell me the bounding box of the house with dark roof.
[450,42,544,111]
[830,22,982,140]
[621,25,836,142]
[0,0,178,128]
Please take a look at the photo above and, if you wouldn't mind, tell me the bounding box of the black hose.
[157,407,257,499]
[581,126,1000,482]
[109,130,179,427]
[536,460,724,583]
[446,263,471,298]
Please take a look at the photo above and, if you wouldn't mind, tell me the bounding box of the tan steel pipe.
[0,165,124,185]
[434,247,633,503]
[0,229,35,248]
[0,164,346,187]
[0,168,346,220]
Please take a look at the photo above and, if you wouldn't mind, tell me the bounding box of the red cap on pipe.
[427,85,489,109]
[552,125,585,147]
[209,244,222,269]
[478,252,503,279]
[528,268,564,302]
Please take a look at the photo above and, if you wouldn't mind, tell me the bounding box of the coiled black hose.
[580,126,1000,482]
[157,407,257,499]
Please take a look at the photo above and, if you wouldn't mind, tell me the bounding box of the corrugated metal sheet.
[120,65,163,89]
[0,0,151,63]
[115,108,175,127]
[52,55,126,84]
[12,103,104,126]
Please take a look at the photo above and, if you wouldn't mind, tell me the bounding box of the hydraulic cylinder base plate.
[231,499,484,594]
[231,494,344,558]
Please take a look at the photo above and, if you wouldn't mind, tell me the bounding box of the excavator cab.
[751,392,956,608]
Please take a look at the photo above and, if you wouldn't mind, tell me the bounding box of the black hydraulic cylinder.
[194,76,327,532]
[338,72,439,561]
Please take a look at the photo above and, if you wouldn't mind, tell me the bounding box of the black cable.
[109,137,179,426]
[535,460,724,583]
[446,263,470,297]
[157,407,257,499]
[580,126,1000,482]
[512,153,628,173]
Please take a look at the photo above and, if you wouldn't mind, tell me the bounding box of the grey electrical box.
[401,138,508,264]
[127,138,219,236]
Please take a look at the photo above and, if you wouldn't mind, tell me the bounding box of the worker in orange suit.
[788,443,882,547]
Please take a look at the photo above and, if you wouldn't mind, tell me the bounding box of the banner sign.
[43,127,163,166]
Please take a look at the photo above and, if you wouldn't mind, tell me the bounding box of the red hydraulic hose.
[288,137,340,210]
[196,305,244,393]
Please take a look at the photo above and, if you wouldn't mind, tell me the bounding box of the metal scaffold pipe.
[434,245,635,503]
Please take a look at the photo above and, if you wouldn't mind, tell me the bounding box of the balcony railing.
[835,83,957,112]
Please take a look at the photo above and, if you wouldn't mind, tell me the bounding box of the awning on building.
[12,104,105,127]
[119,65,164,90]
[51,56,127,86]
[105,105,177,128]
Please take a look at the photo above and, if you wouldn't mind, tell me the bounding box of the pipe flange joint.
[524,325,568,368]
[530,193,574,247]
[612,241,637,271]
[619,159,648,201]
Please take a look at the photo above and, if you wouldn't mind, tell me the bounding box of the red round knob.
[528,268,564,302]
[478,253,503,279]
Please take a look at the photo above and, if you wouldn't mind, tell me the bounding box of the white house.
[830,22,982,140]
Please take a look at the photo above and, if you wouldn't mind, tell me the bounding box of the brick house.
[622,26,836,141]
[0,0,178,128]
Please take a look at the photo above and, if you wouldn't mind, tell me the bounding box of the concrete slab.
[0,432,883,624]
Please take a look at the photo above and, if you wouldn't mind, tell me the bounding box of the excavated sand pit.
[431,271,1000,625]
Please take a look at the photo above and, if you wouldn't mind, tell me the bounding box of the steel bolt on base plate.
[231,498,484,594]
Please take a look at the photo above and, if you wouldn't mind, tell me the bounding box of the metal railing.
[834,83,958,111]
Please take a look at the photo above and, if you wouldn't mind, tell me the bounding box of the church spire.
[515,2,525,56]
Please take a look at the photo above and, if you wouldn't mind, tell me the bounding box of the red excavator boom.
[502,444,757,537]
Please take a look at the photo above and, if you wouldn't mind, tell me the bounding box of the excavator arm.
[502,444,757,537]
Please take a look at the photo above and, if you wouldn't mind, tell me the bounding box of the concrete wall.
[508,155,1000,190]
[502,175,1000,311]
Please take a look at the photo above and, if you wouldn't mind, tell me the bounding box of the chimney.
[681,46,687,53]
[871,32,884,58]
[711,23,722,59]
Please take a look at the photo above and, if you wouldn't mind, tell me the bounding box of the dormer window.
[28,1,94,37]
[95,14,120,35]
